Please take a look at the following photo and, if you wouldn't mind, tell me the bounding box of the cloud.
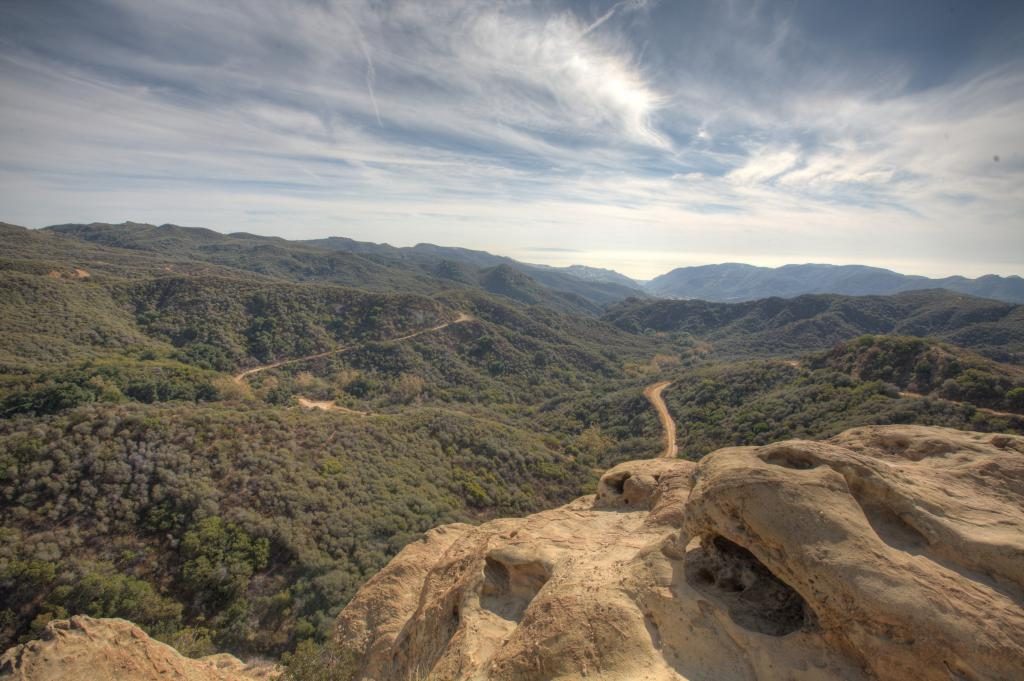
[727,148,801,185]
[582,0,655,37]
[344,7,383,127]
[0,0,1021,278]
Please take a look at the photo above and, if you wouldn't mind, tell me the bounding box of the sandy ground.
[296,396,370,416]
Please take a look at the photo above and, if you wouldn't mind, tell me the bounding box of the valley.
[3,3,1023,678]
[1,221,1022,678]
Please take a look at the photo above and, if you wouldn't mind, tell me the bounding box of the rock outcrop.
[0,616,277,681]
[334,425,1024,681]
[3,426,1022,681]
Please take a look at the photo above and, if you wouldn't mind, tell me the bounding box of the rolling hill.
[604,290,1024,361]
[0,221,673,656]
[3,217,1024,668]
[43,222,643,315]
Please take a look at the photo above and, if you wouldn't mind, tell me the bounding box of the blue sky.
[0,0,1021,278]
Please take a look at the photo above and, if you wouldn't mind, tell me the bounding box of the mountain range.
[41,222,1024,305]
[644,262,1024,304]
[42,223,644,316]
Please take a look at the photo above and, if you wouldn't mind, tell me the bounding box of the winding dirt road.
[644,381,678,458]
[233,312,473,384]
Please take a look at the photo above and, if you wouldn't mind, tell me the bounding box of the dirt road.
[644,381,678,458]
[233,312,473,384]
[296,396,370,416]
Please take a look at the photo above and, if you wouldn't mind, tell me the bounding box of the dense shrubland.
[0,402,591,655]
[816,335,1024,410]
[661,340,1024,458]
[604,291,1024,361]
[3,220,1024,667]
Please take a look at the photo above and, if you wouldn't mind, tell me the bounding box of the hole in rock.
[694,568,714,586]
[606,473,630,495]
[685,536,813,636]
[481,556,550,623]
[762,448,818,470]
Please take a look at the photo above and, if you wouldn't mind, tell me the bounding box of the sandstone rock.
[4,426,1022,681]
[334,523,475,681]
[335,426,1024,681]
[0,616,277,681]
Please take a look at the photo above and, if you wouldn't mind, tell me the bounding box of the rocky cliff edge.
[4,425,1023,681]
[334,425,1024,681]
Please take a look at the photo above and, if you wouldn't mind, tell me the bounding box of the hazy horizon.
[2,0,1023,279]
[15,218,1023,281]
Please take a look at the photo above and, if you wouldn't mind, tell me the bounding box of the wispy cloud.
[582,0,654,37]
[346,8,383,127]
[0,0,1021,278]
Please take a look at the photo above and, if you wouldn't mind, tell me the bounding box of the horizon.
[2,1,1023,279]
[19,218,1024,281]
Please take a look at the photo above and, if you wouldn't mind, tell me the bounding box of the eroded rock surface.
[0,616,276,681]
[3,426,1021,681]
[335,426,1024,681]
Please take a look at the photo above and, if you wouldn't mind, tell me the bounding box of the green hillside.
[2,220,1023,665]
[604,291,1024,361]
[656,335,1023,458]
[45,222,641,315]
[0,401,591,656]
[0,221,672,655]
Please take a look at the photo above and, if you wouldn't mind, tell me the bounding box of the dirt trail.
[233,312,473,384]
[296,397,370,416]
[644,381,678,458]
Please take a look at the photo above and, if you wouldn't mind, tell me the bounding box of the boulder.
[0,616,277,681]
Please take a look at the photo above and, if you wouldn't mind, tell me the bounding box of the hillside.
[604,290,1024,361]
[306,235,645,309]
[815,335,1024,412]
[4,220,1024,673]
[645,262,1024,303]
[656,341,1023,458]
[0,400,601,657]
[0,220,674,657]
[45,223,642,315]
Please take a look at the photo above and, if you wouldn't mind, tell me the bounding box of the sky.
[0,0,1022,279]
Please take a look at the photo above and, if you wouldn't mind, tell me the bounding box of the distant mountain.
[603,289,1024,362]
[46,222,426,292]
[303,234,645,307]
[644,263,1024,304]
[43,222,644,315]
[531,263,640,289]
